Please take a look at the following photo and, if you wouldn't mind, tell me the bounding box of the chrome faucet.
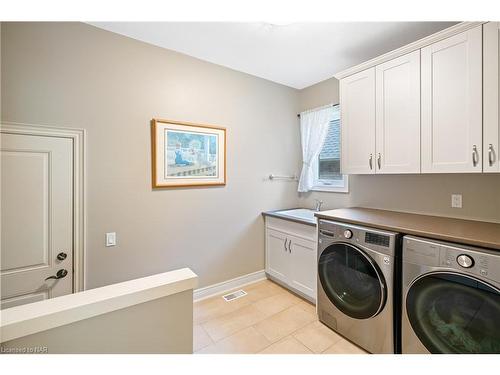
[314,199,324,212]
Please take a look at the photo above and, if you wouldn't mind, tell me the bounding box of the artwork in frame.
[151,119,226,188]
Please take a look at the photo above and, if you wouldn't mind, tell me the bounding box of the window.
[312,105,348,192]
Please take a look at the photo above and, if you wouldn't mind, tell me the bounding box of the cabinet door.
[484,22,500,172]
[265,229,289,284]
[421,26,482,173]
[340,68,376,174]
[376,50,421,173]
[289,235,316,301]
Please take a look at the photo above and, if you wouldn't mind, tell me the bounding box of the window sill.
[310,176,349,193]
[310,185,349,193]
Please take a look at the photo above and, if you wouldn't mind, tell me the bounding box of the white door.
[340,67,376,174]
[265,229,290,284]
[421,26,482,173]
[484,22,500,172]
[288,236,316,301]
[376,50,421,174]
[1,133,73,309]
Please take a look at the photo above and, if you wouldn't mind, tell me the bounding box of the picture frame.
[151,119,226,188]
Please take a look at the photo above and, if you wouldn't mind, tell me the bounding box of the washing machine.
[402,235,500,353]
[317,220,401,354]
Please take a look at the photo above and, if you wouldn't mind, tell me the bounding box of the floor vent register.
[222,289,247,302]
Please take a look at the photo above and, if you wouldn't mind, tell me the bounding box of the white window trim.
[311,159,349,193]
[310,105,348,193]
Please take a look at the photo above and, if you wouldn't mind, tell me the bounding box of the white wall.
[298,77,500,223]
[1,22,301,289]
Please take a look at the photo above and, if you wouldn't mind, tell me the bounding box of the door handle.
[377,153,381,169]
[488,144,495,166]
[284,238,288,252]
[369,154,373,170]
[288,240,292,253]
[45,269,68,281]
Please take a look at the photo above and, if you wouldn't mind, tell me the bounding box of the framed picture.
[151,119,226,188]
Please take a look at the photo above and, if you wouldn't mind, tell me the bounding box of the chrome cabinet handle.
[472,145,479,167]
[377,153,381,169]
[45,269,68,281]
[288,240,292,253]
[369,154,373,170]
[488,144,495,166]
[283,238,288,252]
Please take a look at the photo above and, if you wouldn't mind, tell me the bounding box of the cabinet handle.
[377,153,381,169]
[288,240,292,253]
[472,145,479,167]
[369,154,373,170]
[284,238,288,252]
[488,144,495,167]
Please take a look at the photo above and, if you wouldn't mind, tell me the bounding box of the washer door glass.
[318,243,386,319]
[406,272,500,353]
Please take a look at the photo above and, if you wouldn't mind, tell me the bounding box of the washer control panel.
[318,219,398,257]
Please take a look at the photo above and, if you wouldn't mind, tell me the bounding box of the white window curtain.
[298,105,334,192]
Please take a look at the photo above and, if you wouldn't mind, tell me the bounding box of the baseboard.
[193,270,267,302]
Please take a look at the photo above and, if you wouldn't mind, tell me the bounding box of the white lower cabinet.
[265,217,317,302]
[266,229,290,284]
[288,235,316,299]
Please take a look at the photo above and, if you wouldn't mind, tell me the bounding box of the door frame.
[1,121,86,292]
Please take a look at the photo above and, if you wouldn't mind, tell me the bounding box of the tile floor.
[193,279,368,354]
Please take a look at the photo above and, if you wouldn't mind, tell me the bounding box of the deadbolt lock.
[57,252,67,261]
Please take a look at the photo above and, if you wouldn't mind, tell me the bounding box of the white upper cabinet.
[421,26,483,173]
[375,50,421,173]
[483,22,500,172]
[340,67,376,174]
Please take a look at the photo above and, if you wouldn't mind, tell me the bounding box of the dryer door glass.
[406,272,500,353]
[318,243,386,319]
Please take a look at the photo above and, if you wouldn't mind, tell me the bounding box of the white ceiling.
[89,22,457,89]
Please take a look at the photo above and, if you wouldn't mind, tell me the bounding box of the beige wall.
[3,22,500,296]
[1,22,301,289]
[298,77,500,223]
[1,290,193,353]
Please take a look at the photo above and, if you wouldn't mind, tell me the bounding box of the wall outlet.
[451,194,462,208]
[105,232,117,247]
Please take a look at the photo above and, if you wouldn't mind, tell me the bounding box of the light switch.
[451,194,462,208]
[106,232,117,247]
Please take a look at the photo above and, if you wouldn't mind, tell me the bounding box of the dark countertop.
[315,207,500,250]
[262,208,317,227]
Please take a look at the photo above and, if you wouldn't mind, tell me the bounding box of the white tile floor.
[193,279,368,354]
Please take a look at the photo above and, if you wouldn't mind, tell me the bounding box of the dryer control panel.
[404,236,500,282]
